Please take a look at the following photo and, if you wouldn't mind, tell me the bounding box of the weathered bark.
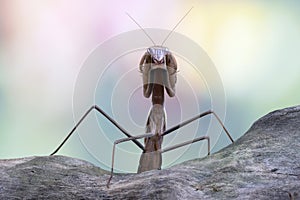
[1,106,299,199]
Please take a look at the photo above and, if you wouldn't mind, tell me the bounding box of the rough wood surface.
[1,106,300,199]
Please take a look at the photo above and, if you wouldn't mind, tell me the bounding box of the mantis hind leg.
[50,105,144,156]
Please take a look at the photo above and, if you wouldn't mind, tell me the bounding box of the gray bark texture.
[1,106,300,199]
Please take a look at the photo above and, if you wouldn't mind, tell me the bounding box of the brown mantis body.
[137,48,176,173]
[50,8,234,188]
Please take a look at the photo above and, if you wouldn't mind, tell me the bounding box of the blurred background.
[0,0,299,172]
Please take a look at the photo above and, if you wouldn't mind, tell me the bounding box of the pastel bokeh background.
[0,0,299,172]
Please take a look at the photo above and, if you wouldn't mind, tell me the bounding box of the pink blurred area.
[0,0,189,159]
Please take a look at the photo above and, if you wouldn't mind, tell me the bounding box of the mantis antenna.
[126,12,156,46]
[161,7,194,46]
[126,6,193,47]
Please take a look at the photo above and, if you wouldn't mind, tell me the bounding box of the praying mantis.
[50,8,234,188]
